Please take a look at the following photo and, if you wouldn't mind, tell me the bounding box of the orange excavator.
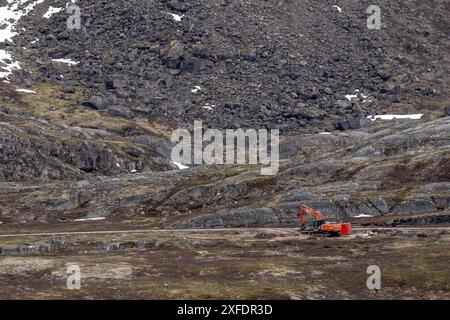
[298,204,351,237]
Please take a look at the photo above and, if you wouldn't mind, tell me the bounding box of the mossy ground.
[0,228,448,299]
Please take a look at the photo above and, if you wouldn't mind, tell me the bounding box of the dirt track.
[0,226,449,238]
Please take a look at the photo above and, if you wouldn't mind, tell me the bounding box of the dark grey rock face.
[444,107,450,117]
[0,117,175,182]
[170,208,280,229]
[160,40,185,69]
[83,96,108,110]
[334,117,363,131]
[102,241,120,252]
[108,105,132,118]
[393,198,437,215]
[1,244,50,255]
[279,188,317,202]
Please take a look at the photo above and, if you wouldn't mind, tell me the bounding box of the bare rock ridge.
[0,117,448,227]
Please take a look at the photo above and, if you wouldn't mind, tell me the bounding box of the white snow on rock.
[0,0,45,42]
[203,103,216,111]
[173,161,189,170]
[345,89,370,102]
[167,12,184,22]
[367,114,423,121]
[354,214,374,218]
[191,86,202,93]
[16,88,35,93]
[74,217,106,222]
[43,6,62,19]
[345,94,358,101]
[0,0,45,80]
[319,132,332,135]
[333,5,342,13]
[0,49,21,79]
[51,58,79,65]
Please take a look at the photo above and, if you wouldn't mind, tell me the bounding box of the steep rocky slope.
[0,117,448,228]
[4,0,450,132]
[0,0,449,228]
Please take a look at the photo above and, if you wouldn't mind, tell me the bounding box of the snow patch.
[0,49,21,79]
[333,5,342,13]
[203,103,216,111]
[0,0,45,42]
[345,89,370,102]
[191,86,202,93]
[167,12,184,22]
[367,114,423,121]
[0,0,45,81]
[345,94,358,101]
[354,214,374,218]
[16,88,35,93]
[74,217,106,222]
[43,6,62,19]
[173,161,189,170]
[51,58,79,65]
[319,132,332,135]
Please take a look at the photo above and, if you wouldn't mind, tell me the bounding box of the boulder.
[160,40,184,69]
[334,117,362,131]
[108,105,132,118]
[167,1,188,12]
[444,107,450,117]
[82,96,108,110]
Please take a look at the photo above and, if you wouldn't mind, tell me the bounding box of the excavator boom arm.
[299,204,325,226]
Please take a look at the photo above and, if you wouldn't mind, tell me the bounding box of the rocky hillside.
[0,0,449,227]
[1,116,449,228]
[4,0,450,131]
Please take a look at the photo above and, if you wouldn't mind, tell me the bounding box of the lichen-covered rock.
[1,244,50,255]
[393,198,437,215]
[170,208,279,229]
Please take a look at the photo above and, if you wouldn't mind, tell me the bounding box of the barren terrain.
[0,0,449,300]
[1,226,449,299]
